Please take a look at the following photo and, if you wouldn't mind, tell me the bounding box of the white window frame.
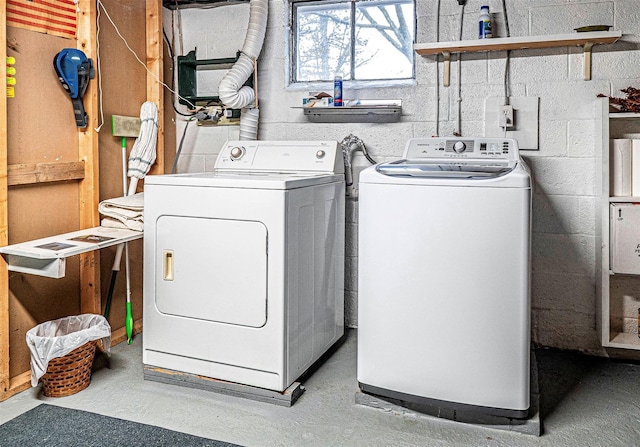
[287,0,416,88]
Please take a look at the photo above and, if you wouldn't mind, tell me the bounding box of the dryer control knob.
[453,141,466,153]
[230,146,245,160]
[316,150,326,159]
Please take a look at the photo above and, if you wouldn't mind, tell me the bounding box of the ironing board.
[0,227,142,278]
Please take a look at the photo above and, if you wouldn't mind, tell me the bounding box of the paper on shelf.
[611,139,632,196]
[633,140,640,196]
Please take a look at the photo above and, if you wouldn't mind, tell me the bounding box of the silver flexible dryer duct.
[218,0,268,140]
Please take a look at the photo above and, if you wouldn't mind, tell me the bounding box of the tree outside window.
[292,0,415,83]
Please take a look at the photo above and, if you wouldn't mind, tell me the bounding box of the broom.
[105,114,141,344]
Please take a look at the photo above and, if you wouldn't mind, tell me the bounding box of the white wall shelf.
[302,106,401,123]
[596,97,640,351]
[298,100,402,123]
[415,31,622,86]
[0,227,142,278]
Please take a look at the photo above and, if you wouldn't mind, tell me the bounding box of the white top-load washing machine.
[143,140,345,392]
[357,137,531,418]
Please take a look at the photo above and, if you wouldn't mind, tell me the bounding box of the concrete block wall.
[165,0,640,355]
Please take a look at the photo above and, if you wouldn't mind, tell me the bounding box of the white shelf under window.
[0,226,142,278]
[299,100,402,123]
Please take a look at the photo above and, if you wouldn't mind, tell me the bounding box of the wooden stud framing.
[146,0,164,176]
[0,1,10,398]
[0,1,164,401]
[77,0,101,315]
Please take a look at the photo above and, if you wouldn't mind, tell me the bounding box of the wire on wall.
[161,26,195,117]
[434,0,441,137]
[502,0,511,106]
[94,3,104,132]
[171,117,195,174]
[455,2,465,137]
[95,0,197,116]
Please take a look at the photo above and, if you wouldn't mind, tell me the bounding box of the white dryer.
[143,140,345,392]
[357,137,531,418]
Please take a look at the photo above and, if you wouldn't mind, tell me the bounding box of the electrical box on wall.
[484,96,539,150]
[195,106,241,126]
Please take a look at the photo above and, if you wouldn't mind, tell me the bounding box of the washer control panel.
[404,137,518,161]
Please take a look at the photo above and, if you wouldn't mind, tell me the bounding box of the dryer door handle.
[163,250,174,281]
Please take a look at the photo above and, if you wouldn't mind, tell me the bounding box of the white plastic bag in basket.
[26,314,111,386]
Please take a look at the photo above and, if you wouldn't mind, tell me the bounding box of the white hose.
[219,0,268,140]
[239,107,260,140]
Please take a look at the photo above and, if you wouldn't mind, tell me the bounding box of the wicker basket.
[40,340,97,397]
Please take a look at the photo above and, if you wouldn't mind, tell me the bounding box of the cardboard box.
[611,203,640,274]
[302,97,334,107]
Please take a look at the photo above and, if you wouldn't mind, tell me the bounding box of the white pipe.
[219,0,267,108]
[239,107,260,140]
[219,0,268,139]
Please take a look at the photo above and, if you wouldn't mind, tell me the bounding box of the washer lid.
[376,158,517,179]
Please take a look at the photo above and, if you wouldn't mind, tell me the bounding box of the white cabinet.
[596,97,640,349]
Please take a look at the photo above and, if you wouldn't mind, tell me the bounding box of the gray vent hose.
[219,0,268,140]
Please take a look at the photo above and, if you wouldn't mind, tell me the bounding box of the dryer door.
[155,215,267,328]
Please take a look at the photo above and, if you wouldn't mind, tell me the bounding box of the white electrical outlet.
[500,105,514,128]
[484,96,539,150]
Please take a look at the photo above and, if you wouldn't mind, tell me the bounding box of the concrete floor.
[1,330,639,446]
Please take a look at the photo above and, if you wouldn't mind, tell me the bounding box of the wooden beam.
[0,0,9,400]
[7,161,85,186]
[77,0,101,315]
[1,371,31,402]
[146,0,164,176]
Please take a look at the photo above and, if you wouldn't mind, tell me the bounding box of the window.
[291,0,416,83]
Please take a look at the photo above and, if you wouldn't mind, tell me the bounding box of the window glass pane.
[354,1,415,80]
[295,2,352,82]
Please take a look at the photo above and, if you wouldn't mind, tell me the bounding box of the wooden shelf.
[415,31,622,85]
[414,31,621,55]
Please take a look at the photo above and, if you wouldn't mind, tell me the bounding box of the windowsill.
[285,78,416,92]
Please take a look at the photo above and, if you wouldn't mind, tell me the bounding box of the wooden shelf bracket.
[442,51,451,88]
[583,41,594,80]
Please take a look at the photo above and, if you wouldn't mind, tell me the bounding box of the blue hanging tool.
[53,48,95,128]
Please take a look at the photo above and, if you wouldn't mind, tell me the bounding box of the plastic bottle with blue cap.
[334,75,343,107]
[479,5,492,39]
